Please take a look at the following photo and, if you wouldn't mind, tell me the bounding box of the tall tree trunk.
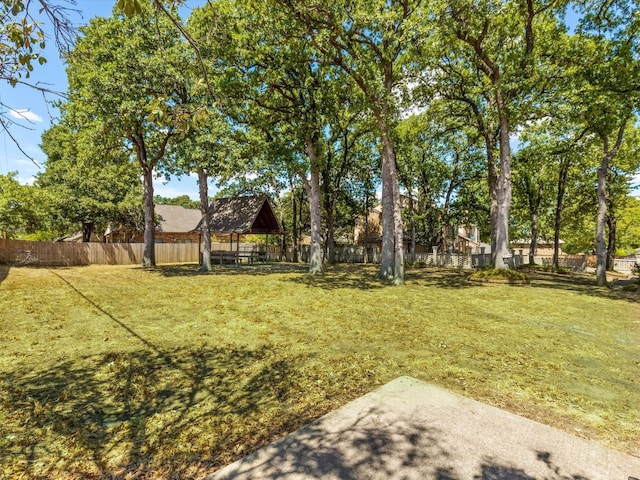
[291,181,299,263]
[197,167,212,272]
[596,122,626,286]
[305,134,323,274]
[132,131,156,268]
[595,160,609,285]
[141,164,156,267]
[553,159,569,269]
[408,189,416,262]
[376,114,404,284]
[529,209,538,266]
[322,166,336,264]
[485,138,499,266]
[493,92,512,270]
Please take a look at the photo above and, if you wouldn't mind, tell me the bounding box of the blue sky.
[0,0,207,200]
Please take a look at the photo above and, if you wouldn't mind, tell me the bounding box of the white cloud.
[9,109,43,123]
[17,175,36,186]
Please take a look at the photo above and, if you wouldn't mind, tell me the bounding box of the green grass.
[0,264,638,479]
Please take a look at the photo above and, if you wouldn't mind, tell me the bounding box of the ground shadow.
[0,264,8,286]
[525,271,640,304]
[205,407,595,480]
[153,262,309,278]
[154,262,640,301]
[0,343,319,479]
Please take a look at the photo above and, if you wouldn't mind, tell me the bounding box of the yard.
[0,264,638,479]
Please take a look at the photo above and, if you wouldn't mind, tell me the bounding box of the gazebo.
[194,195,284,263]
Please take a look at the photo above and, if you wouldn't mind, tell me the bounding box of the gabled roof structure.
[195,195,283,235]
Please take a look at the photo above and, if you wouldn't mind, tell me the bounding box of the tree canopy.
[6,0,638,284]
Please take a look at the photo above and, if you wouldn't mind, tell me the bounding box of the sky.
[0,0,207,200]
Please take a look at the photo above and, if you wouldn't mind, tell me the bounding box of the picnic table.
[210,250,267,265]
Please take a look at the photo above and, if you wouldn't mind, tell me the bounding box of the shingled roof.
[195,195,283,235]
[155,205,202,233]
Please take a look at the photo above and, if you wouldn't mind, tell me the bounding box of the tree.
[430,0,567,269]
[0,173,42,238]
[38,123,141,241]
[192,0,342,274]
[65,5,186,266]
[274,0,429,284]
[154,195,199,209]
[396,104,485,255]
[569,0,640,284]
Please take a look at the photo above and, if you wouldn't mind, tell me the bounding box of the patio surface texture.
[206,376,640,480]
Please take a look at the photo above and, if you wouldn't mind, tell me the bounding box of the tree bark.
[529,209,538,266]
[595,160,609,285]
[291,181,299,263]
[553,159,569,270]
[493,91,513,270]
[131,129,156,268]
[197,167,212,272]
[305,134,323,274]
[606,213,616,271]
[375,110,404,284]
[141,164,156,267]
[596,122,626,286]
[322,166,336,264]
[82,222,93,243]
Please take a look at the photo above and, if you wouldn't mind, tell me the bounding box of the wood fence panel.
[156,243,199,264]
[88,243,144,265]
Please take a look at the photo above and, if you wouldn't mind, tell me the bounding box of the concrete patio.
[206,376,639,480]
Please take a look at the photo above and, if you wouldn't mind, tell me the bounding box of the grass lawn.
[0,263,638,479]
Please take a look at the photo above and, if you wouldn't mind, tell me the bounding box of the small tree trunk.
[606,214,616,271]
[82,222,93,243]
[197,167,212,272]
[553,159,569,270]
[326,206,336,264]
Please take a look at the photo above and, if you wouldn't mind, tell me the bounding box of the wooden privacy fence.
[1,238,635,272]
[0,239,200,266]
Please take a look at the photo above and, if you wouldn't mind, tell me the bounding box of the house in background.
[105,204,202,243]
[154,205,201,243]
[511,238,564,256]
[354,202,482,254]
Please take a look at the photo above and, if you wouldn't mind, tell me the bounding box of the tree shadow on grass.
[0,264,8,286]
[153,262,309,278]
[150,263,637,303]
[0,343,322,479]
[205,403,594,480]
[525,272,640,304]
[3,270,332,478]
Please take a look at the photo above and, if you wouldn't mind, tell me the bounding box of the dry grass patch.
[0,263,638,479]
